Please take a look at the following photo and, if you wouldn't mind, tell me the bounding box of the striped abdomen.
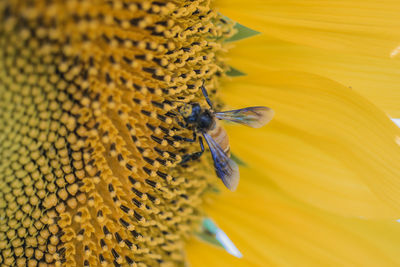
[207,120,230,156]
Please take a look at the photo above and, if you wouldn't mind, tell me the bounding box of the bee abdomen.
[208,122,230,156]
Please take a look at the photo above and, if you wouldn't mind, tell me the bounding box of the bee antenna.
[201,81,214,109]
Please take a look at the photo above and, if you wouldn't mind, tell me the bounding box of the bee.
[175,83,274,191]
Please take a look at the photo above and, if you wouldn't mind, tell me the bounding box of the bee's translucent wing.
[203,133,239,191]
[215,106,274,128]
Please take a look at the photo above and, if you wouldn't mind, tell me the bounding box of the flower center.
[0,0,234,266]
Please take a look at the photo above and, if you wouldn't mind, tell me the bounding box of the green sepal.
[209,186,221,194]
[225,22,260,42]
[196,232,224,248]
[196,218,224,248]
[203,218,218,234]
[226,66,246,77]
[231,153,247,166]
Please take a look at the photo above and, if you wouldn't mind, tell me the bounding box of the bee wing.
[215,106,274,128]
[203,133,239,191]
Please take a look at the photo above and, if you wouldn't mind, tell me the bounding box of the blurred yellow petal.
[228,36,400,117]
[216,0,400,56]
[187,168,400,266]
[216,0,400,115]
[220,71,400,218]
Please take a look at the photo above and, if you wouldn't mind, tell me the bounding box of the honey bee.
[175,83,274,191]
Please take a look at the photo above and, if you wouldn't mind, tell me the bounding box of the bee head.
[179,103,201,124]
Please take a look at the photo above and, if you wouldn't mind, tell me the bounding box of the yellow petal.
[227,35,400,117]
[216,0,400,56]
[216,1,400,116]
[219,71,400,218]
[187,170,400,266]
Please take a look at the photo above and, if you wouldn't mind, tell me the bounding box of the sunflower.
[1,0,400,267]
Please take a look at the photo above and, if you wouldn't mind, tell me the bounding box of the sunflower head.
[0,0,237,266]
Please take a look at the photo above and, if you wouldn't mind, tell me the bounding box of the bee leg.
[191,136,205,160]
[177,121,186,128]
[172,116,187,128]
[201,82,214,109]
[173,131,197,142]
[180,136,205,164]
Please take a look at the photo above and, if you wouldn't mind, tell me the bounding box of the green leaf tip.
[231,153,247,166]
[226,66,246,77]
[225,22,260,42]
[196,218,243,258]
[195,218,223,248]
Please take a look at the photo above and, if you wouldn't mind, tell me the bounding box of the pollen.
[0,0,234,266]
